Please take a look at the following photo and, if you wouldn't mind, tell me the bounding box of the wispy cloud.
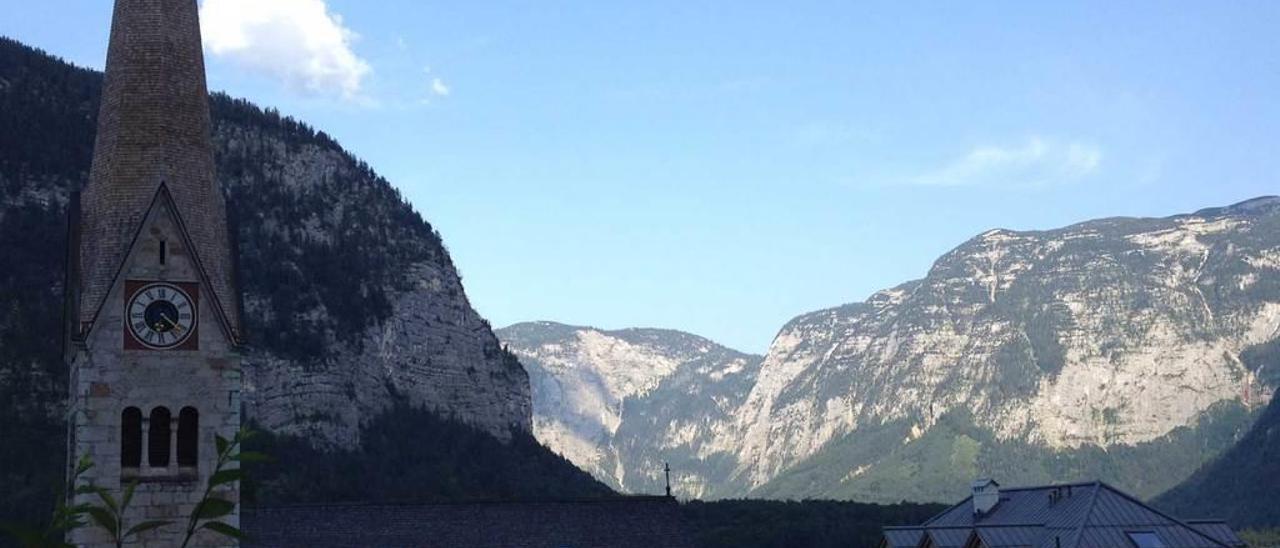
[430,78,451,97]
[907,137,1102,188]
[200,0,372,101]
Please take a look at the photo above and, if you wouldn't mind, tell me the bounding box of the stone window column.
[169,415,179,476]
[140,416,150,471]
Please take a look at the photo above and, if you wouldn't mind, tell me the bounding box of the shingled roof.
[881,482,1246,548]
[242,497,698,548]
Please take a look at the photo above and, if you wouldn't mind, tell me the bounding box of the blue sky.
[3,1,1277,353]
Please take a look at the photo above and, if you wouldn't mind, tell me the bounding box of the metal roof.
[882,528,926,548]
[926,527,975,547]
[1187,521,1247,547]
[883,482,1246,548]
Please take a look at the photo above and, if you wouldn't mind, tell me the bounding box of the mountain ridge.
[498,322,763,498]
[507,194,1279,504]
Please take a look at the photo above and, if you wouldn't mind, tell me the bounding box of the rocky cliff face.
[735,197,1280,501]
[0,38,530,522]
[498,322,761,497]
[508,199,1280,503]
[212,100,530,445]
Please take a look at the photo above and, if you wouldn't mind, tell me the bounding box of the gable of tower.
[87,184,241,348]
[76,0,241,341]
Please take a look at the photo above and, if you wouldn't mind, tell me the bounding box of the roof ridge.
[1093,482,1232,548]
[1063,481,1103,548]
[994,481,1100,493]
[921,496,971,526]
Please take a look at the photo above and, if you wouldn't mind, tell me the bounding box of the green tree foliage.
[81,481,171,548]
[0,37,95,544]
[243,403,613,505]
[1239,529,1280,548]
[1155,395,1280,529]
[680,499,946,548]
[176,429,262,548]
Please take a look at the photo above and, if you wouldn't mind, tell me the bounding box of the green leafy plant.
[82,480,172,548]
[177,428,267,548]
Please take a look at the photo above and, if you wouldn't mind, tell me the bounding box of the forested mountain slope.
[1156,392,1280,528]
[0,37,603,530]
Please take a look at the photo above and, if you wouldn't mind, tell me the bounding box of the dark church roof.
[78,0,241,337]
[243,497,698,548]
[881,482,1245,548]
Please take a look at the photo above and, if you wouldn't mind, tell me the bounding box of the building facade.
[65,0,243,546]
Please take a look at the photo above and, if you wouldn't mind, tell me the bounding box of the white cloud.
[430,77,450,97]
[200,0,372,100]
[908,137,1102,188]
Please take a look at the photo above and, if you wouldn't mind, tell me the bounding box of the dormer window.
[1126,532,1165,548]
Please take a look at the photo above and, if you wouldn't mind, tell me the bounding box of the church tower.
[66,0,242,545]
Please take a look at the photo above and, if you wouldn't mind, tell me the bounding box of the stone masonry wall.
[69,200,240,547]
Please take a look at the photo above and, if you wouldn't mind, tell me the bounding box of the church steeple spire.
[79,0,240,339]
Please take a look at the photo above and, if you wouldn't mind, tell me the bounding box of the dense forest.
[244,402,612,505]
[1156,395,1280,529]
[681,500,945,548]
[0,35,98,536]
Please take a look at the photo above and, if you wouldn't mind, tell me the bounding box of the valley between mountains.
[501,197,1280,503]
[3,36,1278,531]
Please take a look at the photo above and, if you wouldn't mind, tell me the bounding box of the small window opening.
[159,240,167,265]
[148,407,171,468]
[1127,532,1166,548]
[121,407,142,469]
[177,407,199,468]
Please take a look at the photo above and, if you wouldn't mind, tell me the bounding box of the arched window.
[121,407,142,469]
[148,407,171,468]
[178,407,199,468]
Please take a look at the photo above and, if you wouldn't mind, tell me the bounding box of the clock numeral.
[179,313,193,320]
[177,302,190,310]
[144,331,156,343]
[131,313,143,319]
[133,321,146,332]
[158,288,168,299]
[144,291,154,301]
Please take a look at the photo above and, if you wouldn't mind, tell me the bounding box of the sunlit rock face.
[506,198,1280,503]
[209,109,533,446]
[729,197,1280,501]
[498,322,762,498]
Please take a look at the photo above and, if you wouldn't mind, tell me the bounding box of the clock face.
[127,283,197,349]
